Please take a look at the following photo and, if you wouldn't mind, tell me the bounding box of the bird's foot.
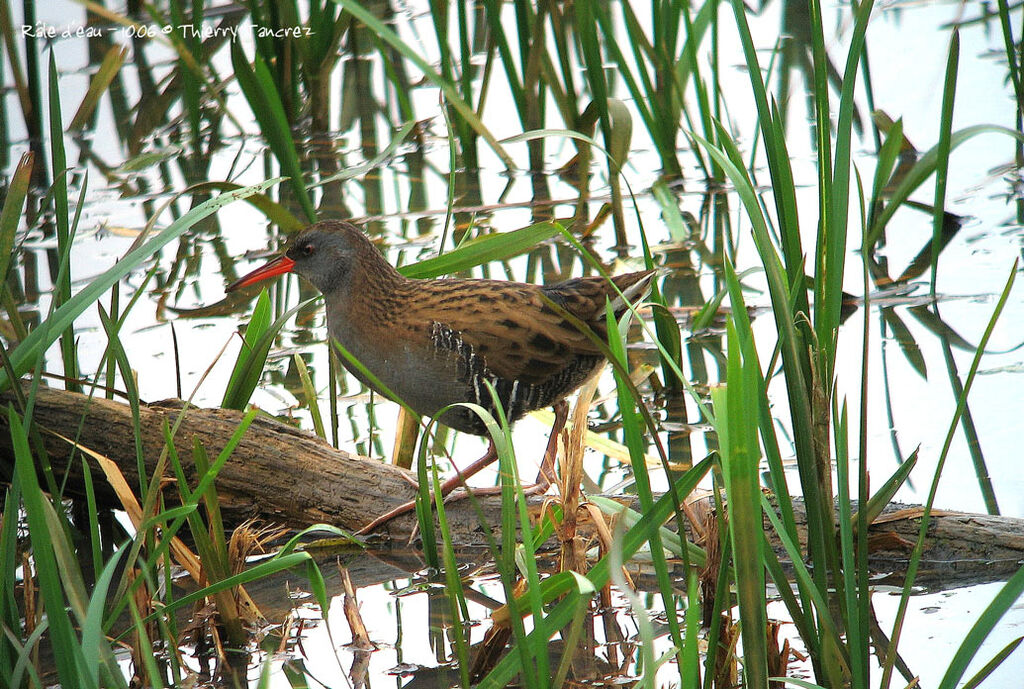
[357,407,567,537]
[356,499,418,535]
[355,478,554,537]
[357,443,500,535]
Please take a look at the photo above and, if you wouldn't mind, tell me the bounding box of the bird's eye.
[300,243,315,257]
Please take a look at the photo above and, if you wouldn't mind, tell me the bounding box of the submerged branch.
[0,386,1020,590]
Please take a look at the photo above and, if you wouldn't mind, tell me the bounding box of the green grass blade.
[189,439,230,578]
[48,50,80,392]
[81,544,129,687]
[860,448,918,526]
[835,403,868,686]
[0,179,281,391]
[400,222,563,279]
[714,321,768,688]
[230,39,316,222]
[311,120,416,189]
[961,636,1024,689]
[7,620,49,689]
[0,151,33,284]
[222,288,271,409]
[107,409,261,627]
[430,447,473,689]
[761,495,849,670]
[930,30,959,296]
[0,464,23,680]
[293,354,326,439]
[725,0,803,286]
[126,594,165,689]
[9,405,88,686]
[335,0,515,170]
[605,299,687,681]
[444,395,543,688]
[480,458,714,687]
[867,125,1024,246]
[937,565,1024,689]
[550,573,595,688]
[881,259,1018,686]
[503,456,714,621]
[587,496,706,565]
[608,521,660,687]
[68,44,127,130]
[135,552,313,628]
[480,0,527,115]
[693,130,829,591]
[183,181,304,233]
[817,0,877,361]
[96,304,147,489]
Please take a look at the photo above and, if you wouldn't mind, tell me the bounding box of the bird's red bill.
[226,255,296,292]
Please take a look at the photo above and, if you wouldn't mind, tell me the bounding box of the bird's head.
[226,220,386,296]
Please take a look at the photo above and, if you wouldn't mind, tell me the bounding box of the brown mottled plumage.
[227,220,654,436]
[227,220,654,531]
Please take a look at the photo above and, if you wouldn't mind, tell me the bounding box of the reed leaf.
[881,260,1017,686]
[930,30,959,296]
[0,178,281,392]
[68,44,128,130]
[126,595,165,689]
[606,299,687,678]
[481,457,713,687]
[9,406,88,686]
[96,304,146,489]
[400,220,562,278]
[859,448,918,526]
[937,564,1024,689]
[48,51,80,392]
[136,551,313,628]
[726,0,804,293]
[80,544,129,687]
[867,125,1024,247]
[0,151,33,285]
[336,0,515,170]
[222,289,270,409]
[716,273,768,689]
[0,463,23,680]
[960,636,1024,689]
[230,40,316,222]
[430,441,473,689]
[815,0,877,365]
[293,354,326,439]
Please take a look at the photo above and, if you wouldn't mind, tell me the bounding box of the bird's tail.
[606,269,657,315]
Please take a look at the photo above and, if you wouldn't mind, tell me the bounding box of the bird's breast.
[327,301,468,418]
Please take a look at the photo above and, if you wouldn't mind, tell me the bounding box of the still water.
[3,0,1022,686]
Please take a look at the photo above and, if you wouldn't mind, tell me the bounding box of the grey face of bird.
[284,226,360,296]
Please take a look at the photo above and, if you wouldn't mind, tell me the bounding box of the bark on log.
[1,386,1021,589]
[0,386,433,538]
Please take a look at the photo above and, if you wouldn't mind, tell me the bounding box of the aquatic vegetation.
[0,0,1021,686]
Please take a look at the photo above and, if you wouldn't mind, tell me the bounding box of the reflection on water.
[2,0,1022,685]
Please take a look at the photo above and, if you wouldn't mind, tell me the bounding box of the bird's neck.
[325,249,410,331]
[356,249,406,294]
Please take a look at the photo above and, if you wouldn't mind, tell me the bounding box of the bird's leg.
[437,400,569,498]
[356,441,498,535]
[446,401,571,499]
[523,400,569,496]
[358,402,569,534]
[436,440,499,497]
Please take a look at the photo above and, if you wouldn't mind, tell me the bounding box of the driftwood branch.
[1,386,1020,589]
[0,386,431,537]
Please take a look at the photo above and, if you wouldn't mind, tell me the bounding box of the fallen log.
[0,386,1021,589]
[0,385,433,539]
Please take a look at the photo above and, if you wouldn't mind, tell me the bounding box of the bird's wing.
[421,273,652,385]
